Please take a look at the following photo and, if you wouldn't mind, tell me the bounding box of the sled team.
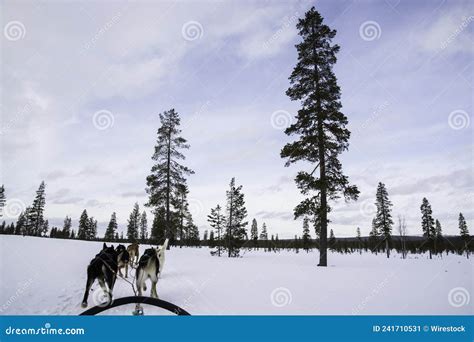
[81,239,169,308]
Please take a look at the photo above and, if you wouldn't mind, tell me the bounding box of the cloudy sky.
[1,0,472,238]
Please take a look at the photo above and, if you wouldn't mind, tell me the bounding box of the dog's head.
[99,243,118,262]
[116,244,130,263]
[102,243,115,253]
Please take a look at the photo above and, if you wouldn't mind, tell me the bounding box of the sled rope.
[99,257,138,296]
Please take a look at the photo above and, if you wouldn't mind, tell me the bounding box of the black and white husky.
[136,239,169,298]
[81,243,118,308]
[136,247,160,298]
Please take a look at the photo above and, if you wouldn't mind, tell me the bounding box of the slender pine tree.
[208,204,225,256]
[127,203,140,241]
[146,109,194,245]
[302,217,311,252]
[374,182,393,258]
[0,185,5,218]
[250,218,258,249]
[224,178,248,257]
[459,213,470,258]
[356,227,362,254]
[280,8,359,267]
[104,212,118,240]
[27,181,46,236]
[260,223,268,240]
[62,216,72,238]
[77,209,89,240]
[434,219,443,255]
[139,211,148,241]
[420,197,435,259]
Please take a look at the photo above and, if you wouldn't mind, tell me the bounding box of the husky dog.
[136,248,160,298]
[127,242,139,265]
[116,244,130,278]
[156,238,169,277]
[81,243,118,308]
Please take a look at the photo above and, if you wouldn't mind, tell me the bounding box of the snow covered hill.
[0,235,472,315]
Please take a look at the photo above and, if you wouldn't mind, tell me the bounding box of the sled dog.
[127,242,139,265]
[116,244,130,278]
[81,243,118,308]
[136,248,160,298]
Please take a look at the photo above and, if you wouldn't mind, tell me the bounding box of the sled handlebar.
[79,296,191,316]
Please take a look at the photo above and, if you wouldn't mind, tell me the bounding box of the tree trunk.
[385,238,389,258]
[165,126,171,249]
[318,119,327,267]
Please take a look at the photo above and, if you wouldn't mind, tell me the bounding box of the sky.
[1,0,472,238]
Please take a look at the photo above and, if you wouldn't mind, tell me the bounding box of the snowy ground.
[0,235,472,315]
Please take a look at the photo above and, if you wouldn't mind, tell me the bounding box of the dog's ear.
[103,243,107,250]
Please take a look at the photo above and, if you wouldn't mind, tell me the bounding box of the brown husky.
[127,242,139,265]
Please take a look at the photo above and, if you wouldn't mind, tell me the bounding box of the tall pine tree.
[280,8,359,267]
[434,219,443,255]
[420,197,435,259]
[260,223,268,240]
[27,181,46,236]
[224,178,248,257]
[62,216,72,238]
[146,109,194,245]
[77,209,89,240]
[458,213,470,258]
[302,217,311,252]
[104,212,118,240]
[250,218,258,249]
[374,182,393,258]
[139,211,148,241]
[208,204,225,256]
[127,203,140,241]
[0,185,5,218]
